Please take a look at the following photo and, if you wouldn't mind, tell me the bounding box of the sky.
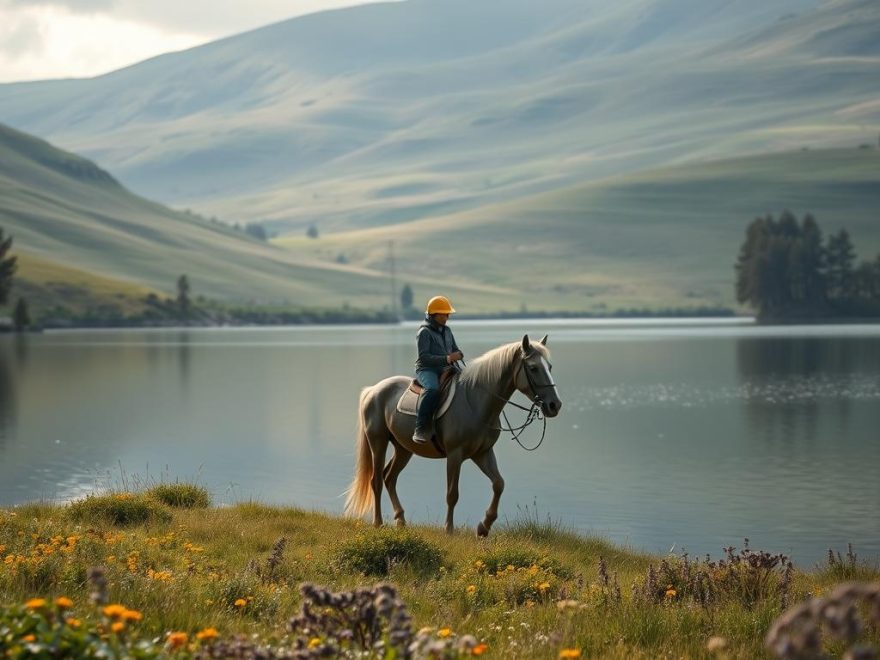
[0,0,385,83]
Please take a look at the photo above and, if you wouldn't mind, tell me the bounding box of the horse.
[344,334,562,536]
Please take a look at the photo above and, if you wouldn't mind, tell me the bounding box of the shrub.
[818,544,879,583]
[335,529,443,577]
[67,493,172,526]
[146,482,211,508]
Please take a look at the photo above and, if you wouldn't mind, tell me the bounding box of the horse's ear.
[540,334,548,346]
[521,334,531,354]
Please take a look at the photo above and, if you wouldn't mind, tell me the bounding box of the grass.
[1,486,878,658]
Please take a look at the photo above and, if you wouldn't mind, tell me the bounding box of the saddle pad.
[396,378,457,418]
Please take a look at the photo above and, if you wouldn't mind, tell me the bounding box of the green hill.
[0,122,502,315]
[277,147,880,311]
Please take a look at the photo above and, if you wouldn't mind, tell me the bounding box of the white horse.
[344,334,561,536]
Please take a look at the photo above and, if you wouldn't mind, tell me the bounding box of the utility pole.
[389,240,399,322]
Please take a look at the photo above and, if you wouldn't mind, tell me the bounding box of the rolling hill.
[0,122,505,313]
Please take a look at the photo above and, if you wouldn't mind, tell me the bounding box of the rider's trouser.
[415,369,442,431]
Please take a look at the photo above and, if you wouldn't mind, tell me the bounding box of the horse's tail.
[344,386,374,518]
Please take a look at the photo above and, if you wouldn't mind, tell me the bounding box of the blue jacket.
[415,316,460,371]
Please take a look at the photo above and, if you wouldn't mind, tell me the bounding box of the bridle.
[460,349,557,451]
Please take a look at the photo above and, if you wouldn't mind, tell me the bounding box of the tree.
[0,229,17,306]
[306,225,319,239]
[400,284,413,310]
[13,297,30,332]
[825,229,856,301]
[177,275,191,319]
[245,223,268,241]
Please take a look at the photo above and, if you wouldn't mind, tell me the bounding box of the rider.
[413,295,464,444]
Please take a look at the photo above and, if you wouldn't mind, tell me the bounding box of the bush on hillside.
[335,529,443,577]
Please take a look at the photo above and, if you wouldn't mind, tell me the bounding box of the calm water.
[1,319,878,565]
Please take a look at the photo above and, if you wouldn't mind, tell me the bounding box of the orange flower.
[24,598,47,610]
[22,634,36,643]
[103,604,127,618]
[167,632,188,649]
[472,643,489,655]
[466,585,477,594]
[66,618,81,628]
[111,621,126,633]
[55,596,73,609]
[665,587,677,599]
[196,627,219,641]
[122,609,143,622]
[234,598,247,608]
[559,650,581,659]
[437,627,453,638]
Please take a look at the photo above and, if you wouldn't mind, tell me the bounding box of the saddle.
[396,369,458,418]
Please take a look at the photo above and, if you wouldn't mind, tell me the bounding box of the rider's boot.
[413,389,440,444]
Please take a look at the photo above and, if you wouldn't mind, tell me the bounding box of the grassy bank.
[1,486,878,658]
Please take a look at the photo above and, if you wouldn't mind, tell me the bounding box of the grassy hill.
[2,488,878,658]
[0,122,506,315]
[0,0,875,235]
[277,147,880,311]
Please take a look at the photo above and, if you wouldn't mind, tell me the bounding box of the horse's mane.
[459,340,550,391]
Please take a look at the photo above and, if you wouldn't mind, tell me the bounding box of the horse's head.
[515,334,562,418]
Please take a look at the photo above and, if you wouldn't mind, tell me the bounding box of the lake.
[1,319,878,566]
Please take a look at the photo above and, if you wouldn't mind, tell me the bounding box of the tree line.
[735,212,880,320]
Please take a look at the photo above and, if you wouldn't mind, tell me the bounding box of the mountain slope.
[0,122,493,310]
[277,147,880,310]
[0,0,875,234]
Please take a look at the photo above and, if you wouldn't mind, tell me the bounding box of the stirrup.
[412,427,432,444]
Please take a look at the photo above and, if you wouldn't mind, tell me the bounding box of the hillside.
[277,147,880,310]
[0,0,876,236]
[0,122,495,312]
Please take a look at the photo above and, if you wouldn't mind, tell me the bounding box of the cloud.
[0,13,46,58]
[4,0,116,13]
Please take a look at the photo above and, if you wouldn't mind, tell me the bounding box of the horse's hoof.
[476,522,489,537]
[395,518,406,528]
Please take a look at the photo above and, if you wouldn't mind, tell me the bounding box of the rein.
[458,354,550,452]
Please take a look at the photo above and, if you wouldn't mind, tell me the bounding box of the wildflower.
[559,650,581,658]
[418,627,434,636]
[234,598,247,608]
[706,636,727,652]
[167,632,188,649]
[538,581,551,591]
[103,604,127,618]
[22,634,36,643]
[196,627,219,641]
[55,596,73,609]
[122,609,142,622]
[506,564,515,572]
[308,637,322,648]
[466,584,477,594]
[665,585,677,599]
[66,618,81,628]
[472,643,489,655]
[111,621,126,633]
[24,598,47,610]
[438,627,453,638]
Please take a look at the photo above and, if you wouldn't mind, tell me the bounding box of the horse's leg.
[369,435,388,527]
[471,449,505,537]
[383,442,413,527]
[445,449,463,534]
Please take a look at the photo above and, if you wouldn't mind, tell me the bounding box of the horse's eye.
[528,365,537,371]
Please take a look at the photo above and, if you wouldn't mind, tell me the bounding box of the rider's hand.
[448,351,464,363]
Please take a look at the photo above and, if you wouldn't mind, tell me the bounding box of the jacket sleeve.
[417,328,449,368]
[450,331,460,354]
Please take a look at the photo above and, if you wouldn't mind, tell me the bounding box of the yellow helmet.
[425,295,456,315]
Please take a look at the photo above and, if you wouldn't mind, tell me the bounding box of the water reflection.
[0,341,16,444]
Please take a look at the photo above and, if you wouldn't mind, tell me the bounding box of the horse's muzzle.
[542,399,561,418]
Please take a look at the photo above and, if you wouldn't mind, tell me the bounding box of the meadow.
[1,483,878,658]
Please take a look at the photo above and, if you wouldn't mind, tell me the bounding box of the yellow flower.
[506,564,515,572]
[665,587,677,599]
[24,598,47,610]
[538,581,551,591]
[122,609,142,622]
[466,584,477,594]
[472,643,489,655]
[559,650,581,659]
[103,604,127,618]
[22,634,36,643]
[196,627,219,641]
[308,637,322,648]
[167,632,189,649]
[234,598,247,608]
[55,596,73,609]
[437,627,453,638]
[111,621,126,633]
